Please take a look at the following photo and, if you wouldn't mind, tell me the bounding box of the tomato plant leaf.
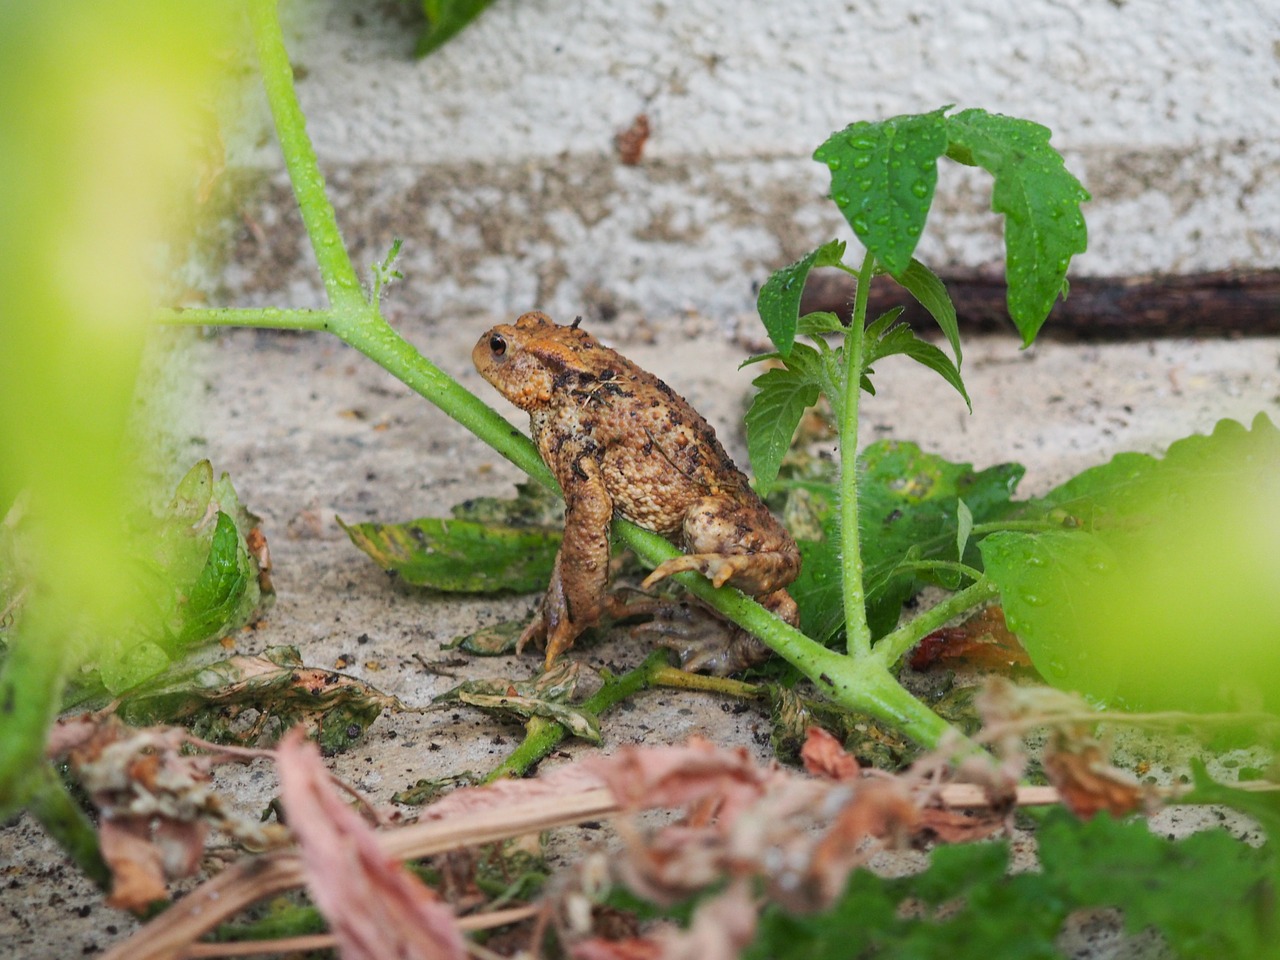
[756,240,846,357]
[338,516,560,593]
[863,319,971,411]
[892,257,962,367]
[983,414,1280,712]
[744,350,824,496]
[945,109,1090,345]
[813,108,950,275]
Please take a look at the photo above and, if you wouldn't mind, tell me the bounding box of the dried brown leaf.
[1042,733,1150,820]
[277,728,467,960]
[586,737,774,825]
[572,937,664,960]
[799,726,859,781]
[656,880,757,960]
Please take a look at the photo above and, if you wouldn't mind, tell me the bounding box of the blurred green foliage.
[0,1,235,812]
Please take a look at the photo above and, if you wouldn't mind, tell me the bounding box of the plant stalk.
[839,251,877,657]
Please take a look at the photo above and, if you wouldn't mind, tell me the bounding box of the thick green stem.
[839,251,876,656]
[873,576,999,668]
[483,650,672,781]
[247,0,362,309]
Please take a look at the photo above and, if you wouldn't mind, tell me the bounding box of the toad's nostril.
[489,334,507,356]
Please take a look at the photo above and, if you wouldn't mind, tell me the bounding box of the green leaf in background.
[177,511,251,645]
[750,809,1277,960]
[744,352,823,496]
[778,442,1024,641]
[416,0,498,57]
[945,109,1090,344]
[339,515,561,592]
[981,415,1280,712]
[756,240,846,357]
[891,257,962,368]
[813,108,949,275]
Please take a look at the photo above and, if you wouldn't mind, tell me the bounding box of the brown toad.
[473,311,800,674]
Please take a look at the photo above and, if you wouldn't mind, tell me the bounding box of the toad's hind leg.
[641,494,800,596]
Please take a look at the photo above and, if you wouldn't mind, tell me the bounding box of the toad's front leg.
[519,449,613,668]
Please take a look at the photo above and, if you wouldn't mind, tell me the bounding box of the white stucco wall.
[226,0,1280,323]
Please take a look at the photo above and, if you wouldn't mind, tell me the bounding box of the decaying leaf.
[909,604,1033,671]
[799,725,859,782]
[49,715,285,911]
[277,729,467,960]
[1043,730,1152,820]
[442,617,525,655]
[435,660,601,742]
[114,645,402,752]
[339,514,560,592]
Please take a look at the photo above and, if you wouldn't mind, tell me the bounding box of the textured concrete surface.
[213,0,1280,320]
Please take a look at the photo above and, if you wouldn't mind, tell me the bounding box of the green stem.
[27,764,112,894]
[651,667,763,699]
[840,250,876,656]
[483,650,672,781]
[247,0,362,309]
[873,576,999,668]
[893,559,984,581]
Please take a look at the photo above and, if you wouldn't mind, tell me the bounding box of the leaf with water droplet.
[813,108,950,274]
[944,108,1089,344]
[983,414,1280,712]
[755,239,846,356]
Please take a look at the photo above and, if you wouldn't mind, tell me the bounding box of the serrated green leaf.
[757,240,846,357]
[863,319,971,412]
[178,511,250,647]
[893,257,962,367]
[945,109,1089,344]
[745,354,823,496]
[985,414,1280,711]
[750,808,1277,960]
[814,108,950,274]
[339,515,560,592]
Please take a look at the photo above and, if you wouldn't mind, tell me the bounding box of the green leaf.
[795,311,845,336]
[984,414,1280,711]
[416,0,497,57]
[945,109,1090,344]
[956,498,973,557]
[756,240,846,357]
[750,809,1277,960]
[339,516,560,592]
[813,108,950,274]
[744,348,824,496]
[862,316,971,412]
[178,511,251,646]
[776,442,1023,641]
[892,257,962,367]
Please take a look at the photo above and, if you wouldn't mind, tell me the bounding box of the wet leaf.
[983,415,1280,712]
[755,240,846,356]
[339,515,560,593]
[813,108,950,274]
[945,109,1090,344]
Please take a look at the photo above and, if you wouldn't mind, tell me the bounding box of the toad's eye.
[489,334,507,357]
